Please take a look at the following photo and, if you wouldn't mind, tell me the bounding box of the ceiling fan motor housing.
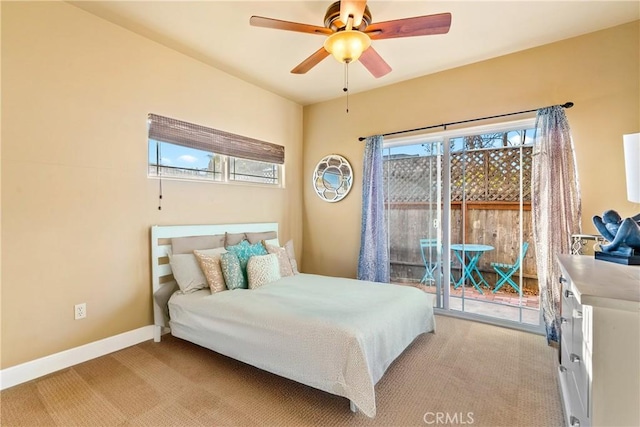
[324,1,372,31]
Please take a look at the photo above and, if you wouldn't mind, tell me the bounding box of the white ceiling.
[70,1,639,106]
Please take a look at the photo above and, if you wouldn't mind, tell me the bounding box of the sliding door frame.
[384,118,544,334]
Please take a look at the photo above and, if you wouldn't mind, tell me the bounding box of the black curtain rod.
[358,101,574,141]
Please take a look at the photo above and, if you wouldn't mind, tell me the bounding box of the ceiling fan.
[249,0,452,78]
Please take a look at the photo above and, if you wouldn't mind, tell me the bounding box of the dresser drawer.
[560,343,590,427]
[559,273,590,427]
[563,336,589,413]
[573,349,590,417]
[561,278,584,357]
[561,276,575,306]
[570,306,584,357]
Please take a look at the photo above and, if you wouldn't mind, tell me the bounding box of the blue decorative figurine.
[592,210,640,257]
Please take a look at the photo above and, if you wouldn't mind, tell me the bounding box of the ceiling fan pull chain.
[343,61,349,113]
[157,143,163,210]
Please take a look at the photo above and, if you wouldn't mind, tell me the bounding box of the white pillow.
[247,254,281,289]
[169,247,226,293]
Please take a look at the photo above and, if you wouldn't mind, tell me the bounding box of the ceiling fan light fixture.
[323,30,371,63]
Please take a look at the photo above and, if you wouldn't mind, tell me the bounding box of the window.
[147,114,284,186]
[228,157,279,185]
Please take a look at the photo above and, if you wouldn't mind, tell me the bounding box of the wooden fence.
[387,203,538,293]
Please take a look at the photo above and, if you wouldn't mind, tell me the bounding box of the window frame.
[147,114,284,188]
[383,118,536,149]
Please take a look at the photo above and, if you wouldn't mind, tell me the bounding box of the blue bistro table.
[450,244,495,294]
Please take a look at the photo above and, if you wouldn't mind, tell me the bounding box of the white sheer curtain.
[532,106,582,345]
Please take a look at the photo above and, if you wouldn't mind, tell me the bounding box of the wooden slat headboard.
[150,222,279,341]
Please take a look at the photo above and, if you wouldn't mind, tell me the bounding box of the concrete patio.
[398,282,541,325]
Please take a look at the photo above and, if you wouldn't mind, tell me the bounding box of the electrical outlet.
[74,303,86,320]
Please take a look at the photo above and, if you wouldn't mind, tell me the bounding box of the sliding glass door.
[384,138,447,307]
[383,119,541,331]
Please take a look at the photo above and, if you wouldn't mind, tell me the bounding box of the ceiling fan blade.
[291,47,330,74]
[250,16,332,36]
[340,0,367,27]
[359,47,392,78]
[365,13,452,40]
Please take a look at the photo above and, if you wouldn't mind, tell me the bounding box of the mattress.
[168,273,436,417]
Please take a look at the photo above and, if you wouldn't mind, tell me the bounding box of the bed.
[151,223,436,418]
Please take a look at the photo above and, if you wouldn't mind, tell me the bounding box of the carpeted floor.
[0,315,564,426]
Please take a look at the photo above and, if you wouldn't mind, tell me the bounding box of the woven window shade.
[148,114,284,165]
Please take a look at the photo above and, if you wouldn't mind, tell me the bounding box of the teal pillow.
[220,252,246,290]
[226,240,268,280]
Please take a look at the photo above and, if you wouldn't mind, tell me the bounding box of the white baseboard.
[0,325,155,390]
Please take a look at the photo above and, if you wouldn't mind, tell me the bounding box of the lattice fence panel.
[485,148,532,201]
[385,147,532,203]
[384,156,440,203]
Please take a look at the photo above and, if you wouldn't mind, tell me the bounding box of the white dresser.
[557,255,640,427]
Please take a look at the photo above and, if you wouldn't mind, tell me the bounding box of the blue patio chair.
[420,238,440,285]
[491,242,529,293]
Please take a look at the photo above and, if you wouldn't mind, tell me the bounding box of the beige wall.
[302,21,640,278]
[1,2,303,368]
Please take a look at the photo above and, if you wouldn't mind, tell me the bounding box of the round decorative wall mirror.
[312,154,353,202]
